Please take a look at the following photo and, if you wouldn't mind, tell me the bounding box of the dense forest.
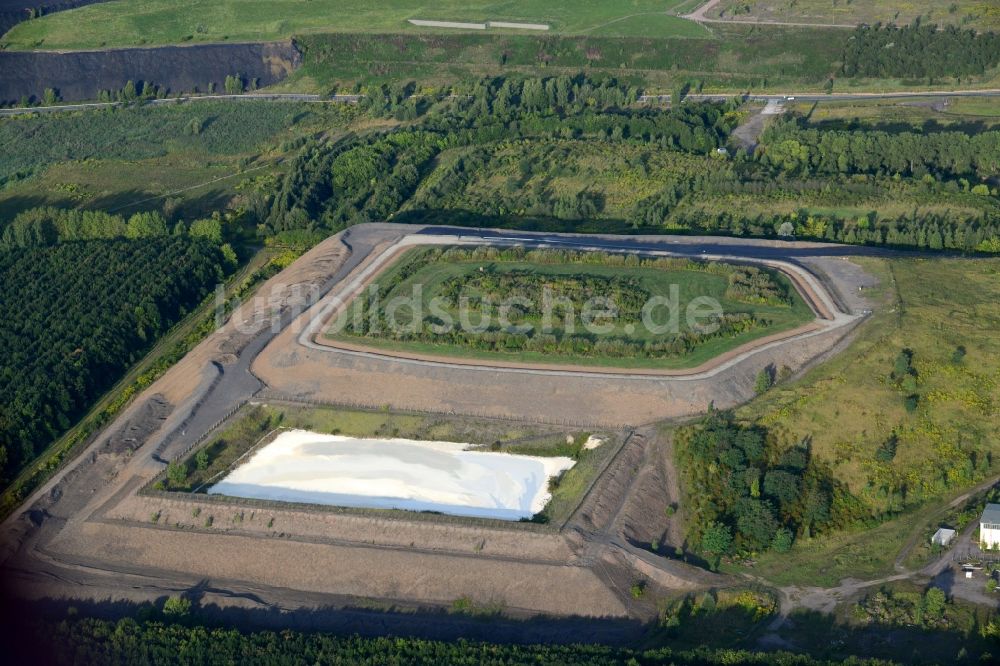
[676,412,860,561]
[0,237,229,484]
[842,23,1000,79]
[28,616,890,666]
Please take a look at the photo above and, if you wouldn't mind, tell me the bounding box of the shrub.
[754,367,774,395]
[771,528,794,553]
[166,461,187,487]
[162,596,191,618]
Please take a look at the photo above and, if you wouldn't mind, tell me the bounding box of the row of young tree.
[25,74,259,107]
[0,237,230,485]
[842,22,1000,79]
[662,208,1000,253]
[0,206,230,250]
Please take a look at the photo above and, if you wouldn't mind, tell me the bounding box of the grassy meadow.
[709,0,1000,31]
[0,0,707,50]
[282,25,848,93]
[793,98,1000,133]
[724,256,1000,585]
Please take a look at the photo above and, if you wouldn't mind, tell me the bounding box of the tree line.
[27,615,893,665]
[1,206,233,257]
[759,120,1000,180]
[842,22,1000,79]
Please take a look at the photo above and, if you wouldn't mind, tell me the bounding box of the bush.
[771,527,794,553]
[162,596,191,618]
[166,461,187,487]
[701,521,733,555]
[754,367,774,394]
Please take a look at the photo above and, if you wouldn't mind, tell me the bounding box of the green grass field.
[0,0,708,51]
[280,25,848,93]
[709,0,1000,31]
[723,256,1000,585]
[327,247,814,369]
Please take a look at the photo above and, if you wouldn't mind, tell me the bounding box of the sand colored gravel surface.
[48,521,629,617]
[209,430,574,520]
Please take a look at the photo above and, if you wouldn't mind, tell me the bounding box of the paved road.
[3,88,999,117]
[682,0,859,29]
[299,229,861,381]
[0,93,360,116]
[640,89,1000,104]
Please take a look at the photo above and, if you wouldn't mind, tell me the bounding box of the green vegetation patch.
[0,101,357,188]
[0,0,703,51]
[22,613,899,666]
[284,25,845,92]
[716,256,1000,585]
[328,246,813,368]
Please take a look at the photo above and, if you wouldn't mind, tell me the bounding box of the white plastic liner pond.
[208,430,575,520]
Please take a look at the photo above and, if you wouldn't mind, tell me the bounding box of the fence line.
[142,398,249,494]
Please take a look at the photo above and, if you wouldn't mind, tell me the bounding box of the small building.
[931,527,956,547]
[980,503,1000,549]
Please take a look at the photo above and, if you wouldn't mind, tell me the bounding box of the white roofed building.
[980,503,1000,550]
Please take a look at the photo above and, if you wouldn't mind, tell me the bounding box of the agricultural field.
[327,246,814,369]
[721,256,1000,585]
[0,0,708,51]
[0,100,360,222]
[708,0,1000,31]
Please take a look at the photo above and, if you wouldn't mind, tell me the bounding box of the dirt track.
[254,228,872,426]
[0,223,878,637]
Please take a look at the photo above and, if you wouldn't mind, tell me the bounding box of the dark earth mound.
[0,41,301,104]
